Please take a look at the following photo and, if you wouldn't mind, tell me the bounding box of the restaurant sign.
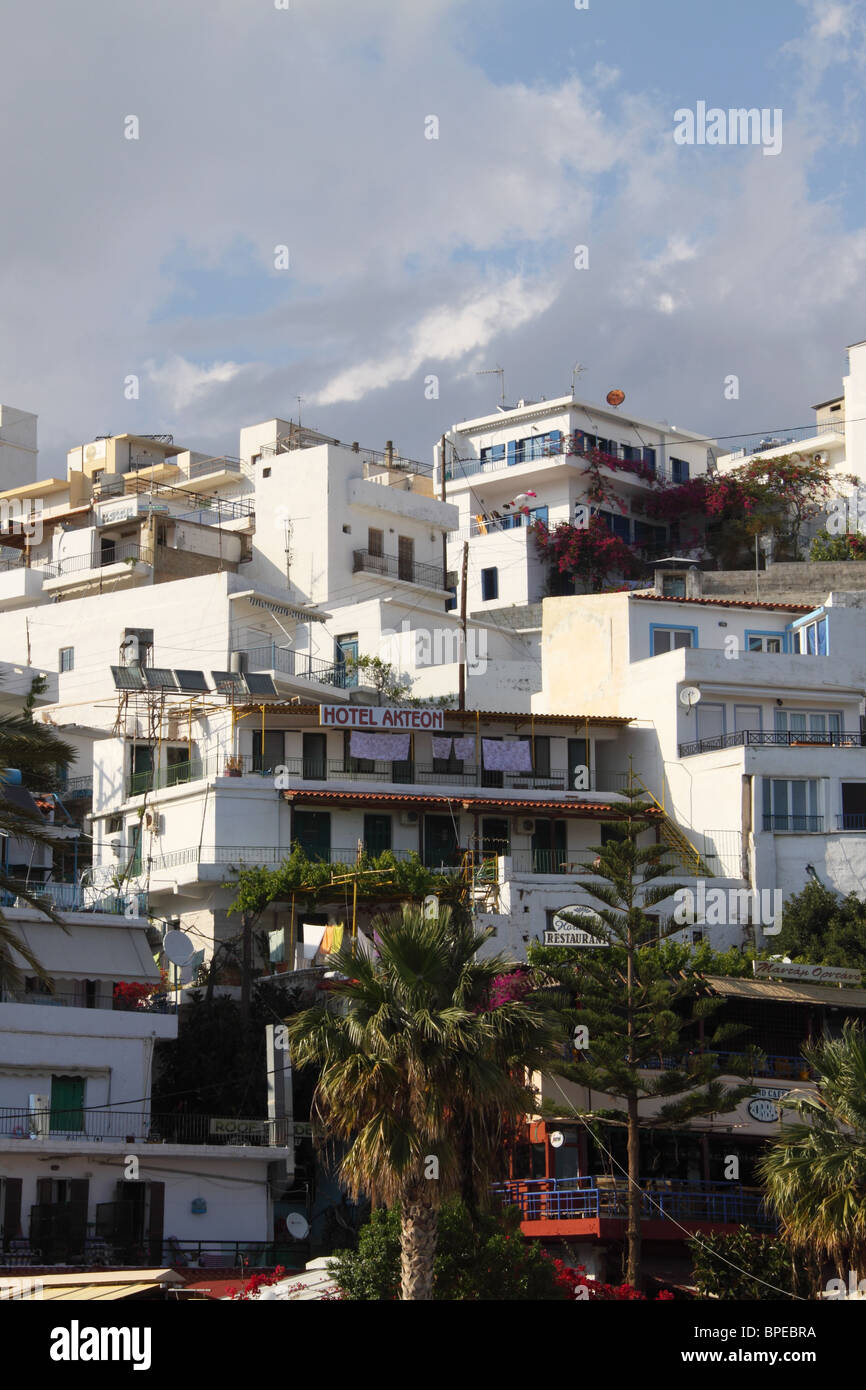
[543,907,609,947]
[752,960,861,986]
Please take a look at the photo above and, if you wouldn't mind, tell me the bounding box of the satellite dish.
[163,929,195,966]
[286,1212,310,1240]
[606,388,626,408]
[679,686,702,708]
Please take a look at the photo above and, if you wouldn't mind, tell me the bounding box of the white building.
[0,905,289,1266]
[536,570,866,943]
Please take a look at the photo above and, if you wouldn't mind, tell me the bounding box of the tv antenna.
[477,366,506,408]
[296,395,304,428]
[571,363,587,398]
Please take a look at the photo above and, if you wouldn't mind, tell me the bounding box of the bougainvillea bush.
[534,517,643,593]
[552,1260,675,1301]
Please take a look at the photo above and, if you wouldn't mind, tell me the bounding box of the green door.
[423,815,458,868]
[50,1076,85,1133]
[293,811,331,862]
[363,814,392,858]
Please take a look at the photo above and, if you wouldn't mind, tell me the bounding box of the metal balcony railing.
[0,989,175,1014]
[494,1177,774,1229]
[763,815,824,833]
[680,729,864,757]
[837,813,866,830]
[38,542,153,579]
[232,646,348,687]
[639,1051,817,1081]
[0,1107,289,1146]
[0,881,147,915]
[352,549,447,590]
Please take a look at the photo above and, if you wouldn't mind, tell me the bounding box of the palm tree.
[0,710,75,990]
[288,904,559,1300]
[757,1021,866,1280]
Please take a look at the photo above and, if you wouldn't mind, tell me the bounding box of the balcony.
[639,1051,816,1082]
[58,775,93,801]
[494,1177,774,1231]
[763,815,824,833]
[125,753,627,800]
[680,729,865,757]
[146,844,467,875]
[837,813,866,831]
[231,645,348,688]
[0,988,175,1015]
[352,549,448,591]
[38,541,153,582]
[0,1107,289,1146]
[0,880,148,915]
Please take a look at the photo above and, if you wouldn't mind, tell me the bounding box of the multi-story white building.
[536,568,866,942]
[0,903,291,1266]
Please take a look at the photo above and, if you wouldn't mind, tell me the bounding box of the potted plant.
[224,755,243,777]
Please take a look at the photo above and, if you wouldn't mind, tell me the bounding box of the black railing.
[352,549,447,590]
[680,729,863,757]
[837,813,866,830]
[0,989,175,1015]
[274,756,628,794]
[495,1177,774,1230]
[38,542,153,579]
[232,646,348,687]
[0,1107,290,1146]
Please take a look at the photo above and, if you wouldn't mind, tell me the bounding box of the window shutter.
[36,1178,53,1204]
[3,1178,23,1242]
[69,1179,89,1207]
[148,1181,165,1263]
[506,440,516,466]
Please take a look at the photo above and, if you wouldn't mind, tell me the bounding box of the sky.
[2,0,866,475]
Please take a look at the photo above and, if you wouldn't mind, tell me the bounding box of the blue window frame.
[480,444,505,466]
[744,629,786,654]
[481,567,499,601]
[790,611,829,655]
[649,623,698,656]
[670,457,690,483]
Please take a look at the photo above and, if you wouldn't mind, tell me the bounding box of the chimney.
[385,440,394,467]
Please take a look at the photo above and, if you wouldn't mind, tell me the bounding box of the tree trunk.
[626,1093,641,1290]
[400,1192,438,1300]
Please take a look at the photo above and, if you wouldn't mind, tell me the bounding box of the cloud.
[313,275,558,405]
[145,357,246,412]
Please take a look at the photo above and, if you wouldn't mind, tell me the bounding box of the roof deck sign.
[319,704,444,730]
[544,906,609,947]
[753,960,861,986]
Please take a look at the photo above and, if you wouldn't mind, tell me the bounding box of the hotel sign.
[318,704,444,730]
[753,960,860,986]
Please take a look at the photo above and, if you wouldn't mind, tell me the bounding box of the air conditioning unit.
[813,450,829,465]
[29,1094,50,1138]
[400,810,420,826]
[143,810,163,834]
[109,836,122,856]
[518,818,535,834]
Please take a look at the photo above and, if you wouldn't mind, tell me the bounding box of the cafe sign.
[319,704,444,730]
[753,960,861,986]
[544,906,609,947]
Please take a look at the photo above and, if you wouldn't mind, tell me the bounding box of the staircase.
[461,851,501,913]
[634,779,715,878]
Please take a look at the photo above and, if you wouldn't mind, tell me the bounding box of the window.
[746,632,783,653]
[662,575,686,598]
[262,466,271,478]
[841,783,866,830]
[642,446,657,473]
[567,738,589,790]
[368,527,384,558]
[107,814,122,835]
[650,625,696,655]
[774,709,841,741]
[397,536,414,582]
[363,814,392,857]
[166,745,198,785]
[791,615,828,655]
[762,778,821,832]
[481,567,499,601]
[670,457,690,483]
[480,444,505,466]
[124,628,154,665]
[302,732,327,780]
[292,810,331,861]
[59,647,74,672]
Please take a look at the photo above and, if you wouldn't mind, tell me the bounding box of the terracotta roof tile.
[632,593,812,613]
[281,788,654,816]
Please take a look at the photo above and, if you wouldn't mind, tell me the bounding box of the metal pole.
[458,541,469,710]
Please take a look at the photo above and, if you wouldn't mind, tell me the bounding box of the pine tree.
[530,784,756,1288]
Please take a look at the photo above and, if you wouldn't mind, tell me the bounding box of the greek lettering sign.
[209,1117,269,1139]
[753,960,861,986]
[319,704,444,730]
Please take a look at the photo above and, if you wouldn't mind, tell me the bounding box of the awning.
[8,921,159,982]
[30,1269,184,1300]
[702,974,866,1010]
[228,590,329,623]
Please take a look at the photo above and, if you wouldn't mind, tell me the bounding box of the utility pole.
[440,433,448,599]
[458,540,469,711]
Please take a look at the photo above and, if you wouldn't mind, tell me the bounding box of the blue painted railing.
[494,1177,774,1229]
